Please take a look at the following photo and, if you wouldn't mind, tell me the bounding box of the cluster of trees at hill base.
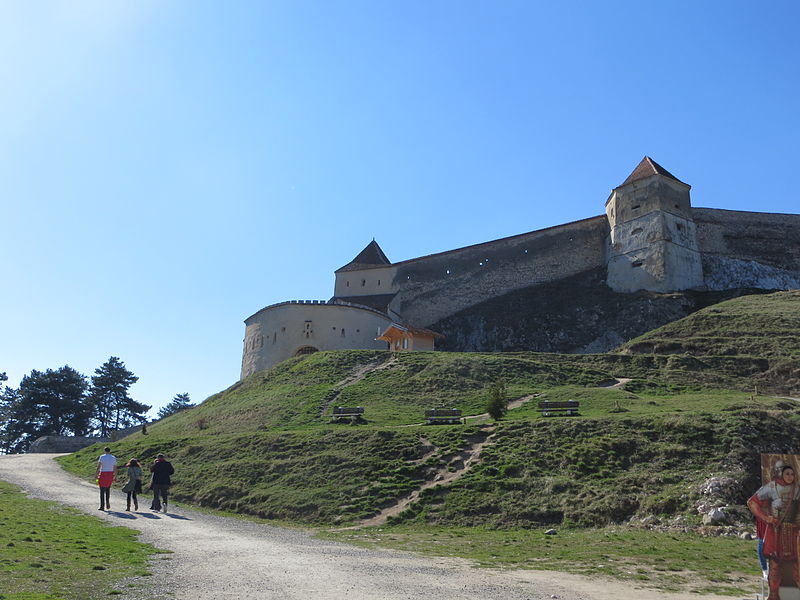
[0,356,149,454]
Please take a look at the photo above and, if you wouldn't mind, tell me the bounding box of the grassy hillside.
[620,290,800,358]
[59,292,800,531]
[50,291,800,597]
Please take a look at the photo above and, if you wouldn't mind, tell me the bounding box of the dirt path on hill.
[318,356,391,416]
[0,454,739,600]
[461,393,539,424]
[597,378,633,389]
[358,428,496,527]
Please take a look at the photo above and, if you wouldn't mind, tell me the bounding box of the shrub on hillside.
[486,381,508,421]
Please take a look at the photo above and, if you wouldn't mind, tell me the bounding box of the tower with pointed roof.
[605,156,704,293]
[332,240,399,312]
[240,155,800,378]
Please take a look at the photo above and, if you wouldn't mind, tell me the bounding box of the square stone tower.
[605,157,704,293]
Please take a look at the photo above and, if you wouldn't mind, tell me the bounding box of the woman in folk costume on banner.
[748,463,800,600]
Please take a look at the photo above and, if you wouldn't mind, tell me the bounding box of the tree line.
[0,357,194,454]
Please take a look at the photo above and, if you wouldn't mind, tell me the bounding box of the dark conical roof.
[617,156,687,188]
[336,240,391,272]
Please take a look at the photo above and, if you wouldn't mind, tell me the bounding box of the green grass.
[509,385,790,420]
[46,291,800,595]
[620,290,800,358]
[58,405,800,530]
[0,480,165,600]
[321,525,759,596]
[59,426,483,524]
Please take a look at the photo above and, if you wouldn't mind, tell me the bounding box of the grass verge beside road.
[321,525,760,597]
[0,480,165,600]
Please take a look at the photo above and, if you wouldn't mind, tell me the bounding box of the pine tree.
[0,367,91,453]
[89,357,149,436]
[157,392,195,419]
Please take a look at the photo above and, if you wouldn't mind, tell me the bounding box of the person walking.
[121,458,143,511]
[748,463,800,600]
[95,447,117,511]
[149,453,175,513]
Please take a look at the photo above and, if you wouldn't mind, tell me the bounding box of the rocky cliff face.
[431,269,770,354]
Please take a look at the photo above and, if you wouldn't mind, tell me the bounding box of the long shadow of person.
[135,512,162,520]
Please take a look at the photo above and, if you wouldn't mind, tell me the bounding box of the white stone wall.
[605,175,703,293]
[241,302,392,378]
[606,211,704,292]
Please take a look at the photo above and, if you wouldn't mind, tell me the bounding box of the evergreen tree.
[486,380,508,421]
[157,392,195,419]
[0,385,23,454]
[0,367,91,453]
[89,357,149,436]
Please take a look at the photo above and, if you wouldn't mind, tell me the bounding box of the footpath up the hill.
[0,453,737,600]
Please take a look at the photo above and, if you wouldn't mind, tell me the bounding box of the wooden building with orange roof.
[377,323,444,352]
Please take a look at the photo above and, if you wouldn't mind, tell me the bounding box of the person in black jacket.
[149,453,175,513]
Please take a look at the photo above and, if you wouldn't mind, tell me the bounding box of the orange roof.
[377,323,444,341]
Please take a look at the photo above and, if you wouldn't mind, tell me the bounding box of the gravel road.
[0,453,734,600]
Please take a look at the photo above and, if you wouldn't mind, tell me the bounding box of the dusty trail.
[358,429,495,527]
[0,454,734,600]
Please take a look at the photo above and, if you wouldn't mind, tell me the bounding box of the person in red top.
[748,464,800,600]
[95,447,117,511]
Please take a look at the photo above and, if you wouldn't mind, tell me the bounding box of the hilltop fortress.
[241,157,800,378]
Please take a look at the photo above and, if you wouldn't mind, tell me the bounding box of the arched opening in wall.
[294,346,319,357]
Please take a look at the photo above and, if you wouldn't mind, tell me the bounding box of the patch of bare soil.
[357,427,496,527]
[597,378,633,389]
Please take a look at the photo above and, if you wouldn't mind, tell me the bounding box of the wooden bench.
[332,406,364,422]
[425,408,463,425]
[538,400,579,417]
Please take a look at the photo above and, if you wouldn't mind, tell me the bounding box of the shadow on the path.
[106,511,137,520]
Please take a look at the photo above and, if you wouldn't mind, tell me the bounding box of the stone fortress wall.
[605,172,703,293]
[241,157,800,377]
[387,215,609,326]
[241,301,392,379]
[693,208,800,290]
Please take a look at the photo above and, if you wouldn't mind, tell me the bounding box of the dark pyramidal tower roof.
[617,156,687,188]
[336,240,391,272]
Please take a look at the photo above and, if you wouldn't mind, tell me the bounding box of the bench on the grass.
[538,400,580,416]
[332,406,364,422]
[425,408,463,425]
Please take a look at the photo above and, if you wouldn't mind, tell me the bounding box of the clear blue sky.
[1,1,798,417]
